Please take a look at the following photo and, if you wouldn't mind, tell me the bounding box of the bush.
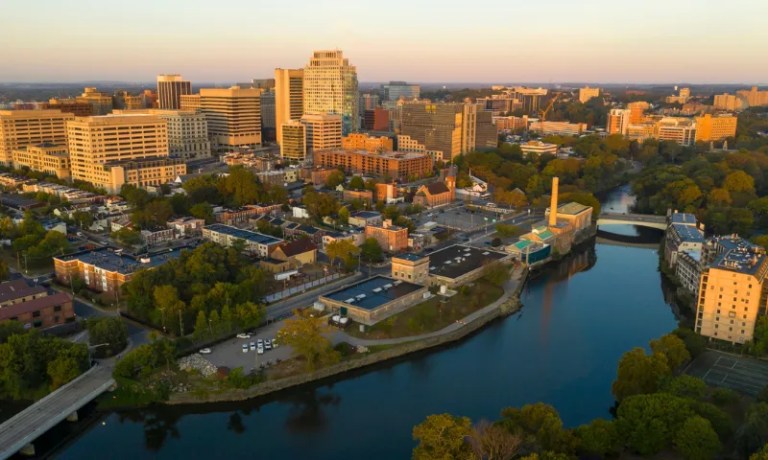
[711,387,740,406]
[674,327,707,358]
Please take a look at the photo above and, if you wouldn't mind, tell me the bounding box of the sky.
[1,0,767,84]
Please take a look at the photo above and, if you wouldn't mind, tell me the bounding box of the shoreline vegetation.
[101,267,529,409]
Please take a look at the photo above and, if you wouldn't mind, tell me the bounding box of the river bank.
[166,269,528,405]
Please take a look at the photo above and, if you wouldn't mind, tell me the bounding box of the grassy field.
[345,280,504,340]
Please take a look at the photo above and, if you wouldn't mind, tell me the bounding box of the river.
[53,186,676,459]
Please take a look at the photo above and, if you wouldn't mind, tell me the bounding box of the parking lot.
[416,205,513,232]
[202,321,293,374]
[685,350,768,396]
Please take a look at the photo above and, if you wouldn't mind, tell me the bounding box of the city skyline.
[2,0,767,84]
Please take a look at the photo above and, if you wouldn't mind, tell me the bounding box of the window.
[32,311,41,318]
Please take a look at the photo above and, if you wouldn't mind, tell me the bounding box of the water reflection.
[227,412,246,434]
[280,388,341,434]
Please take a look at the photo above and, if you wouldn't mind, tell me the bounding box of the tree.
[660,375,707,400]
[616,393,693,455]
[612,347,670,401]
[724,170,756,194]
[326,239,360,271]
[482,261,509,287]
[277,310,340,371]
[72,210,94,229]
[189,202,215,224]
[47,354,82,390]
[0,259,7,282]
[466,420,521,460]
[349,176,365,190]
[412,413,473,460]
[112,227,142,246]
[498,403,576,454]
[575,418,619,458]
[193,310,208,340]
[220,166,261,206]
[326,170,345,189]
[153,285,186,336]
[360,238,383,263]
[674,416,721,460]
[650,333,691,369]
[337,206,350,225]
[751,443,768,460]
[87,317,128,358]
[673,327,708,358]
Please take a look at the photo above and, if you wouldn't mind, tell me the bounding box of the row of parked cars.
[238,334,277,355]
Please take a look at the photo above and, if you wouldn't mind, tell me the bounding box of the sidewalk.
[334,267,524,347]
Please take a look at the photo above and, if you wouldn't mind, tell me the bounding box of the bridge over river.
[596,212,667,230]
[0,364,115,459]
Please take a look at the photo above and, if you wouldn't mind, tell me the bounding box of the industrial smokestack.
[549,177,559,227]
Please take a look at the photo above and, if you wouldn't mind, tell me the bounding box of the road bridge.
[596,212,667,230]
[0,364,114,459]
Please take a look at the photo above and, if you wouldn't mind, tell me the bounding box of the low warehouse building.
[318,275,428,326]
[427,245,511,287]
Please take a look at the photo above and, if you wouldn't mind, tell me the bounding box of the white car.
[257,338,264,346]
[264,339,272,350]
[199,348,212,354]
[241,344,248,353]
[236,333,251,339]
[257,345,264,355]
[249,342,256,351]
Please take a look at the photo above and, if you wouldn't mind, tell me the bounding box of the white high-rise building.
[303,50,359,135]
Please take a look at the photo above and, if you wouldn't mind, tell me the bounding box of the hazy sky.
[1,0,767,84]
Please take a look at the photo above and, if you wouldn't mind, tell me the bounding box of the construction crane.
[537,93,561,135]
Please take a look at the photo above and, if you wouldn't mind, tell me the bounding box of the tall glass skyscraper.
[303,50,358,135]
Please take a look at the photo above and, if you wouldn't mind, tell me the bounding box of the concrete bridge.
[596,212,667,230]
[0,364,115,459]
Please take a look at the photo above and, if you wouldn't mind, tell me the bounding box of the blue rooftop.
[351,211,381,219]
[709,236,766,276]
[670,212,698,225]
[56,246,188,275]
[671,223,704,243]
[205,224,282,245]
[323,276,423,310]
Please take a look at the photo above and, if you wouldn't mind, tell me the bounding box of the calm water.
[56,189,675,460]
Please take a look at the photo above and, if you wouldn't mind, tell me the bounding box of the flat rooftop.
[557,202,591,216]
[670,212,698,225]
[204,223,283,245]
[427,245,507,280]
[56,246,188,275]
[671,223,704,243]
[710,236,766,276]
[394,253,428,262]
[322,275,423,310]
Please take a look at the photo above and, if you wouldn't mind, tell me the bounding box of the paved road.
[264,272,364,321]
[598,212,666,223]
[0,364,115,460]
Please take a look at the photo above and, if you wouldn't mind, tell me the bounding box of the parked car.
[264,339,272,350]
[257,345,264,355]
[199,348,212,354]
[257,338,264,347]
[249,342,256,351]
[242,344,248,353]
[236,333,251,339]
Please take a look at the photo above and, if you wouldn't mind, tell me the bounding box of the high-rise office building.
[260,90,276,142]
[112,108,211,160]
[66,115,185,193]
[381,81,420,101]
[0,109,74,165]
[200,86,262,151]
[509,87,548,113]
[736,87,768,108]
[399,101,495,161]
[300,113,342,152]
[713,94,745,111]
[76,87,113,115]
[606,109,630,135]
[578,86,600,104]
[12,143,71,180]
[695,114,738,143]
[303,50,359,134]
[44,98,93,117]
[274,68,304,145]
[655,117,696,146]
[157,74,192,110]
[363,108,390,131]
[280,120,306,161]
[360,93,379,112]
[180,94,201,112]
[695,236,768,344]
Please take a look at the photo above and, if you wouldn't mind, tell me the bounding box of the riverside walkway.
[0,364,115,459]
